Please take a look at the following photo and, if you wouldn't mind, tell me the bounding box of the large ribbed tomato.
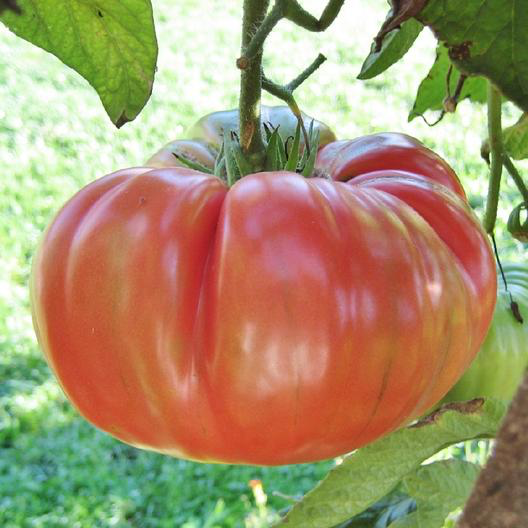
[30,132,496,465]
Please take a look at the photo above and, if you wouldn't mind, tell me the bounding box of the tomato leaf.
[414,0,528,112]
[409,45,487,122]
[0,0,157,127]
[400,460,480,527]
[358,18,423,80]
[388,512,419,527]
[275,399,506,528]
[503,113,528,160]
[371,496,415,527]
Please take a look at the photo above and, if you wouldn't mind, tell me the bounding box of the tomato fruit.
[442,262,528,403]
[146,105,336,168]
[31,132,496,465]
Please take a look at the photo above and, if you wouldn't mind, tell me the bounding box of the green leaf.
[375,497,415,528]
[409,45,487,121]
[0,1,157,127]
[275,399,506,528]
[416,0,528,112]
[388,512,419,528]
[503,113,528,160]
[402,460,480,528]
[358,19,423,80]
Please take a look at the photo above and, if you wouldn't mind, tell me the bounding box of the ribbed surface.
[31,141,496,465]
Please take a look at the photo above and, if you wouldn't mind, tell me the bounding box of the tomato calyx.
[262,119,320,176]
[172,118,323,186]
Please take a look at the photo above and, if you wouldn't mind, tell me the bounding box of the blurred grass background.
[0,1,525,526]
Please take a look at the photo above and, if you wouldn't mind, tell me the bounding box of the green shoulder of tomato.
[145,105,336,169]
[442,262,528,404]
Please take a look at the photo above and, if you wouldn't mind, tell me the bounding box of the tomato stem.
[239,1,344,65]
[238,1,343,169]
[503,155,528,206]
[261,54,326,150]
[483,82,503,235]
[239,0,270,162]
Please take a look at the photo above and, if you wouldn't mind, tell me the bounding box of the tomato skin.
[316,133,466,199]
[442,263,528,403]
[31,137,496,465]
[146,105,336,168]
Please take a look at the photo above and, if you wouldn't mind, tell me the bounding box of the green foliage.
[0,0,158,127]
[409,45,487,122]
[399,460,480,527]
[417,0,528,112]
[276,400,506,528]
[358,19,423,80]
[503,113,528,160]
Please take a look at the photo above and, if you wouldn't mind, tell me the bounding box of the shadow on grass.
[1,412,333,527]
[0,350,333,527]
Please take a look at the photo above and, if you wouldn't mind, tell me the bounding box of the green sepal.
[214,157,226,181]
[264,127,282,171]
[301,128,320,178]
[285,120,301,172]
[298,119,314,169]
[507,202,528,242]
[299,119,320,177]
[263,122,274,142]
[223,131,241,186]
[222,130,253,185]
[230,132,253,177]
[172,152,213,174]
[214,138,225,174]
[276,129,287,166]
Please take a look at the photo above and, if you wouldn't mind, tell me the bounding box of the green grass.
[0,1,525,526]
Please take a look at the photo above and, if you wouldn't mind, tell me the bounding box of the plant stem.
[283,0,346,31]
[240,0,345,63]
[239,0,270,161]
[241,2,283,63]
[483,82,503,234]
[261,54,326,107]
[262,54,326,148]
[288,53,327,90]
[503,155,528,205]
[237,0,343,167]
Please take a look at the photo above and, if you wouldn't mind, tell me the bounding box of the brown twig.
[457,371,528,527]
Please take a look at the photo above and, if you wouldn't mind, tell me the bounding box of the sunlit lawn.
[0,1,524,526]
